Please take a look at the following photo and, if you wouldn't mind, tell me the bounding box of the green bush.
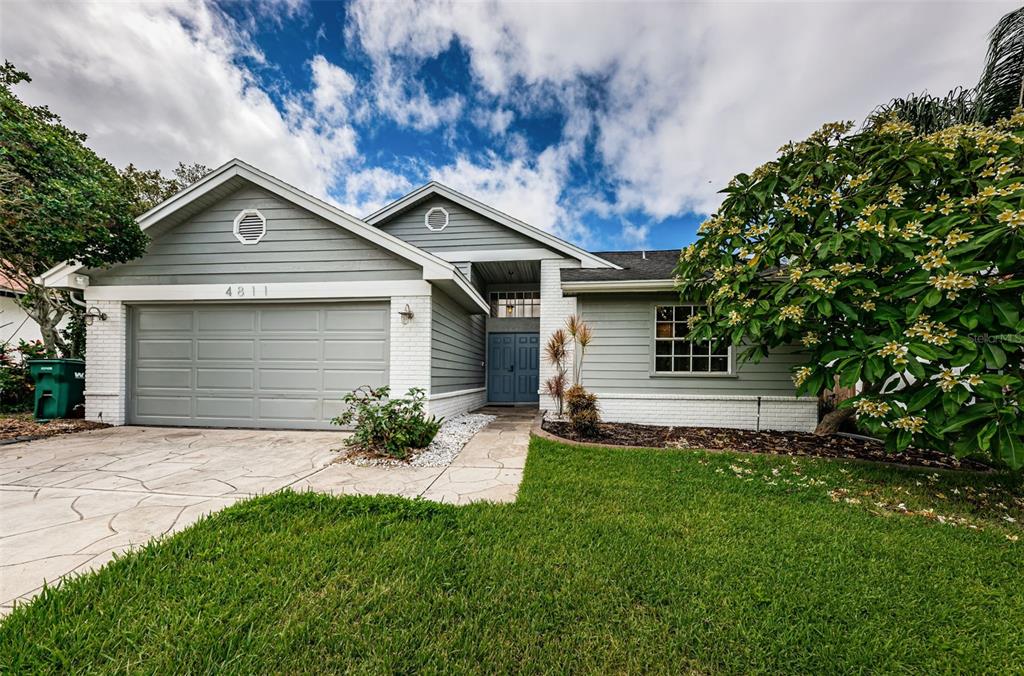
[333,386,442,459]
[676,113,1024,467]
[0,340,45,412]
[565,384,600,438]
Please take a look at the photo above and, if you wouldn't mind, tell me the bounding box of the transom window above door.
[653,305,731,374]
[490,291,540,318]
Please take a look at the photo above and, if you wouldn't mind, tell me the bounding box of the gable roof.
[38,159,488,313]
[364,181,620,270]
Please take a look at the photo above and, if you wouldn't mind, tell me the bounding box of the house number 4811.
[224,285,269,298]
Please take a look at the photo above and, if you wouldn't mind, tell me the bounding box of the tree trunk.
[814,407,855,435]
[21,287,68,356]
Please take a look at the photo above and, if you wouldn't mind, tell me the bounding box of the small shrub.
[565,384,600,438]
[332,386,442,459]
[0,340,45,412]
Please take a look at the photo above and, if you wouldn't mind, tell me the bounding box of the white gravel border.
[342,412,495,468]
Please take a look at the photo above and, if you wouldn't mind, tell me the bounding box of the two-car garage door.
[129,303,388,430]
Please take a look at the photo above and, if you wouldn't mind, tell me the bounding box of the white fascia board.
[42,271,90,290]
[42,159,453,284]
[560,279,678,294]
[438,266,489,313]
[83,280,433,302]
[365,182,621,270]
[430,248,564,263]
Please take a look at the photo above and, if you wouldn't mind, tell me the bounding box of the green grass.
[2,438,1022,673]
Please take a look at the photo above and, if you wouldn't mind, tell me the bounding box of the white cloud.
[430,144,586,243]
[4,0,1016,250]
[1,1,355,199]
[348,0,1015,219]
[335,167,414,217]
[472,107,514,135]
[344,1,465,131]
[310,55,357,123]
[617,222,650,250]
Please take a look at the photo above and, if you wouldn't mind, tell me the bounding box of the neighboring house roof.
[365,181,620,270]
[37,159,488,313]
[0,269,27,295]
[560,250,681,292]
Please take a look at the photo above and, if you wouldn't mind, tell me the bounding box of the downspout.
[755,396,762,432]
[68,291,87,311]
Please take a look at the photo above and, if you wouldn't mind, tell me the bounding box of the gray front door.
[487,332,539,404]
[129,302,388,430]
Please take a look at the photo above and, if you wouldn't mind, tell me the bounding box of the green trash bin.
[27,359,86,422]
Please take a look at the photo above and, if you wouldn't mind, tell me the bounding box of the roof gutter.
[560,279,678,294]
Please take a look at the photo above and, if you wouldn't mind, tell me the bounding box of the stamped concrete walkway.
[0,407,533,616]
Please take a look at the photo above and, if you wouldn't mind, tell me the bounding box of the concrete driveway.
[0,411,529,615]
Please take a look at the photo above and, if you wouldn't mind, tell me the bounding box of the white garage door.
[129,303,389,429]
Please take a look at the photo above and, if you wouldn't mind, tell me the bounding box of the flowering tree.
[675,114,1024,468]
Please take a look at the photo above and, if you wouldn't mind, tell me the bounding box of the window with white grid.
[653,305,731,374]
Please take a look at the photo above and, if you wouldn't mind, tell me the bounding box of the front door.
[487,333,539,404]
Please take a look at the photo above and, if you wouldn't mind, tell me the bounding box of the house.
[38,159,816,432]
[1,271,47,350]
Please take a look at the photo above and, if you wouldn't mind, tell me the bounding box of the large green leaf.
[997,427,1024,470]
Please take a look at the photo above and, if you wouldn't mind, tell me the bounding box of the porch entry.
[487,333,540,404]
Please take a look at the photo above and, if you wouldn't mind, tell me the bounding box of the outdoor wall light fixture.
[83,306,107,326]
[399,304,415,324]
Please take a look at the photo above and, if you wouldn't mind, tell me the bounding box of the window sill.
[649,372,739,379]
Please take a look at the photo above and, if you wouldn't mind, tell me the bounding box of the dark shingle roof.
[561,250,681,282]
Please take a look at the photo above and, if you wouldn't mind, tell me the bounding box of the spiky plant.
[544,372,567,417]
[544,329,570,415]
[545,328,568,367]
[564,314,594,386]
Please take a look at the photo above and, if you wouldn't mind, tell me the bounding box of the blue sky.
[2,0,1012,252]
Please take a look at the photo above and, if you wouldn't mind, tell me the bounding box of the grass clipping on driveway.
[2,438,1022,673]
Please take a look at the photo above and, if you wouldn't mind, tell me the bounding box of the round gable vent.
[233,209,267,245]
[424,206,449,232]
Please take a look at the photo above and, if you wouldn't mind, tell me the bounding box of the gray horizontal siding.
[431,289,485,395]
[90,185,421,285]
[578,294,804,396]
[377,196,555,254]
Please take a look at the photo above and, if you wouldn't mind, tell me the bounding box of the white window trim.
[424,206,449,232]
[648,303,737,378]
[233,208,267,245]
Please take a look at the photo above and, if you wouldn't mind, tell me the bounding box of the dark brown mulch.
[542,420,993,472]
[0,413,109,443]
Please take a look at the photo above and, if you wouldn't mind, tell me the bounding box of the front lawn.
[2,438,1022,672]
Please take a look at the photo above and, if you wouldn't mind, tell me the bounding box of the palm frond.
[976,6,1024,123]
[866,87,977,134]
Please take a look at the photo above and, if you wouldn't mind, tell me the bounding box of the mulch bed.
[541,420,992,471]
[0,413,109,443]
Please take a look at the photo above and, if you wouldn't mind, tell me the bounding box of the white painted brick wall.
[539,259,579,405]
[389,295,432,397]
[428,387,487,419]
[84,300,127,426]
[589,393,818,433]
